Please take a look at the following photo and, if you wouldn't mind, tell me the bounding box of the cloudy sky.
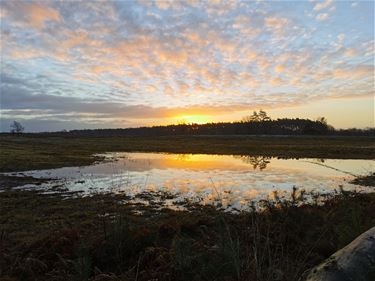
[0,0,374,132]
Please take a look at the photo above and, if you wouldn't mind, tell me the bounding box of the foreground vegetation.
[1,134,374,172]
[1,132,374,280]
[0,188,374,281]
[350,173,375,187]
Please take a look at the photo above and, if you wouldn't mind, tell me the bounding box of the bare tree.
[10,121,24,133]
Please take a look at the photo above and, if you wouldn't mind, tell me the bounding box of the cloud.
[0,0,373,130]
[27,2,61,29]
[313,0,334,12]
[344,48,357,57]
[316,13,329,21]
[274,65,284,73]
[2,1,61,29]
[264,17,289,29]
[333,65,374,80]
[154,0,182,10]
[264,16,290,36]
[337,33,345,42]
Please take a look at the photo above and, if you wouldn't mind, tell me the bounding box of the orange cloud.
[333,66,374,79]
[264,16,289,30]
[344,48,357,57]
[27,2,61,29]
[274,64,284,73]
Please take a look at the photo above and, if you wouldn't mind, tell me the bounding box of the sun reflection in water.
[9,152,374,211]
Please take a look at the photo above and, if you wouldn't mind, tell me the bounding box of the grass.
[0,175,51,188]
[350,173,375,187]
[1,134,374,172]
[0,188,374,281]
[1,134,374,280]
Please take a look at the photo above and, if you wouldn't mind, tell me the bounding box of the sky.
[0,0,374,132]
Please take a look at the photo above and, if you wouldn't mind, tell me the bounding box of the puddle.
[4,152,374,211]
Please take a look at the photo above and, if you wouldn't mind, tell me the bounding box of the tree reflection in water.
[234,156,271,170]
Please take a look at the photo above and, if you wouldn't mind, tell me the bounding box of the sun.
[177,115,211,124]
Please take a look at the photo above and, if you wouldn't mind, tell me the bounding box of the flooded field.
[6,152,374,210]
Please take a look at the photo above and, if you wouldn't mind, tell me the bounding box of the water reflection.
[6,152,374,211]
[234,156,271,170]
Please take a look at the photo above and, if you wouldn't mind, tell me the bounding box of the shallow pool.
[7,152,374,210]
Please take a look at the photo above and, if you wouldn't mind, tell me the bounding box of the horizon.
[4,113,375,134]
[1,0,374,132]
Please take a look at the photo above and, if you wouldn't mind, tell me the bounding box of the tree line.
[8,111,375,136]
[66,111,373,137]
[65,119,333,136]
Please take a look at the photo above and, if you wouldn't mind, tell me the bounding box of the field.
[1,188,374,281]
[1,134,374,172]
[0,134,374,281]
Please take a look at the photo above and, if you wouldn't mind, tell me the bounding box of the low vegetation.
[1,134,374,172]
[0,188,374,281]
[1,130,374,280]
[350,173,375,187]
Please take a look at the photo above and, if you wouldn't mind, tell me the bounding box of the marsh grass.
[1,186,374,281]
[350,172,375,187]
[1,133,374,280]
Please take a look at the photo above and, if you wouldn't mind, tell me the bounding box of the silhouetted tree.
[258,110,271,121]
[316,117,327,125]
[243,110,271,122]
[10,121,24,133]
[61,115,374,137]
[250,111,259,122]
[242,111,257,122]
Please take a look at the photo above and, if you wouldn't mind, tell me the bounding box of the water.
[6,152,374,210]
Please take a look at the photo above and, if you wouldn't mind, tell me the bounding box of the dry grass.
[1,188,374,281]
[1,134,374,172]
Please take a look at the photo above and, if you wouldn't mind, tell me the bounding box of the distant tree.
[10,121,24,133]
[242,110,271,122]
[242,111,256,122]
[316,117,327,125]
[250,111,260,122]
[316,117,335,132]
[258,110,271,121]
[249,111,259,122]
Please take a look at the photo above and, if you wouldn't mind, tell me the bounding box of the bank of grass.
[1,134,374,172]
[1,188,374,281]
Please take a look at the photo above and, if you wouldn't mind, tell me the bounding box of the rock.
[306,226,375,281]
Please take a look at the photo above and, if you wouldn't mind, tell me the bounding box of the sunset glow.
[0,0,374,131]
[176,115,212,125]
